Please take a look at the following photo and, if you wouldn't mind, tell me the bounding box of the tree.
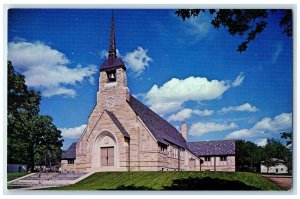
[7,61,41,164]
[26,115,63,172]
[280,132,293,172]
[175,9,292,52]
[280,132,292,147]
[7,61,63,172]
[235,140,264,172]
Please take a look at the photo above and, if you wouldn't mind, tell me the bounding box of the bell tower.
[97,12,129,111]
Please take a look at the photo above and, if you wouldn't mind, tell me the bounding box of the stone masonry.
[61,14,236,173]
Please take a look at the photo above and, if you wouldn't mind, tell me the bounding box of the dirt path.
[263,175,292,190]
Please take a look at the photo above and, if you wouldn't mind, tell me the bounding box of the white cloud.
[220,103,258,113]
[193,109,214,116]
[168,108,213,122]
[100,50,108,58]
[252,118,272,131]
[255,138,268,147]
[225,129,255,139]
[232,73,245,87]
[186,17,211,39]
[179,12,213,42]
[226,112,292,139]
[149,101,182,116]
[123,47,152,76]
[8,41,97,97]
[43,87,76,98]
[189,122,238,136]
[253,112,292,131]
[143,74,242,115]
[8,41,69,69]
[60,124,87,139]
[168,109,193,122]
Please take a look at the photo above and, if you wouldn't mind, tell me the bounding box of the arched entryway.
[92,131,118,170]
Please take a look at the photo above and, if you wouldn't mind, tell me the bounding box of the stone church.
[61,14,235,173]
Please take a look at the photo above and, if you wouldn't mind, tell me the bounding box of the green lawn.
[48,171,282,190]
[7,172,28,182]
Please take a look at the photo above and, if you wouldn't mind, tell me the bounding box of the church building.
[61,14,236,173]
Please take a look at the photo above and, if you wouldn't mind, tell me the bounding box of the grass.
[7,172,28,182]
[47,171,283,191]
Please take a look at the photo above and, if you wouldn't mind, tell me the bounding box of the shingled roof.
[127,95,187,149]
[100,58,126,72]
[105,110,130,139]
[61,142,77,159]
[187,140,235,156]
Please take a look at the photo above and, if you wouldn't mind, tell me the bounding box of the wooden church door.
[101,147,114,166]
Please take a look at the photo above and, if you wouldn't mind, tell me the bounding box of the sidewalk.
[7,172,94,190]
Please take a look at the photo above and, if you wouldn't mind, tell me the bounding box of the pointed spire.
[108,10,116,59]
[100,10,126,72]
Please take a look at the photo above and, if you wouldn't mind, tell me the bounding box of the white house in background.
[260,159,288,174]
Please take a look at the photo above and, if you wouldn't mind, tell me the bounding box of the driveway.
[263,175,292,190]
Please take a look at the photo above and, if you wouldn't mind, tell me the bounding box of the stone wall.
[184,150,201,171]
[61,160,77,173]
[199,155,235,171]
[163,144,185,171]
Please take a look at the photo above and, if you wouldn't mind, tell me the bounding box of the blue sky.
[7,9,293,149]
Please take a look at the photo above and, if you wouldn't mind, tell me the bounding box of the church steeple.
[97,12,129,108]
[108,11,116,59]
[100,12,126,71]
[100,11,126,72]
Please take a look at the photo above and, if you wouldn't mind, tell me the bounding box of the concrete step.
[8,172,93,189]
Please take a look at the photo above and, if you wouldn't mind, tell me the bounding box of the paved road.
[263,175,292,190]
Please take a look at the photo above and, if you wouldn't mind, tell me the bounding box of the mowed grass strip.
[48,171,283,190]
[7,173,28,182]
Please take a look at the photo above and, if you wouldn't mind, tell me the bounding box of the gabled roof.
[105,110,130,139]
[187,140,235,156]
[61,142,77,159]
[127,95,187,149]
